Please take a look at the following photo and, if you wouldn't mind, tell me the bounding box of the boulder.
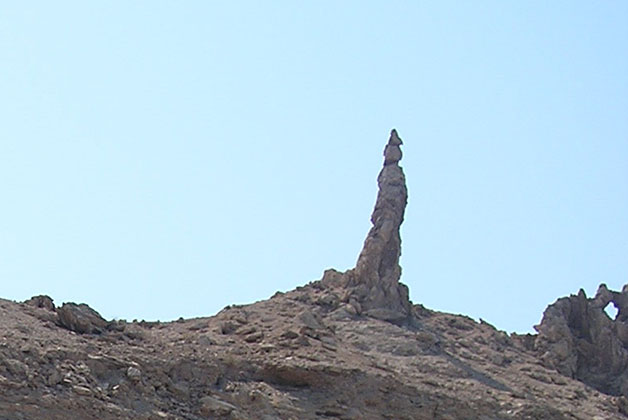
[56,302,108,334]
[199,395,237,417]
[24,295,55,311]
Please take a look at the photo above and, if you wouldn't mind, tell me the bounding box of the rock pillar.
[347,129,412,321]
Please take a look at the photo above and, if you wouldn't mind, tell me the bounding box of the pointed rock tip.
[389,129,403,146]
[384,129,403,165]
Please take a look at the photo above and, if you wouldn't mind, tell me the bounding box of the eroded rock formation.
[3,129,628,419]
[335,129,412,322]
[534,283,628,396]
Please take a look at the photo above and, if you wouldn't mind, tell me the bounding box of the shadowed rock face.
[57,302,109,335]
[534,283,628,396]
[344,129,412,322]
[25,295,110,335]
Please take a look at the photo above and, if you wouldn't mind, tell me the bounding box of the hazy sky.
[1,2,626,333]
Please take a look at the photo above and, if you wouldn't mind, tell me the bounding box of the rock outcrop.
[56,302,109,334]
[24,295,55,312]
[2,129,628,419]
[534,283,628,397]
[23,296,112,335]
[328,129,412,323]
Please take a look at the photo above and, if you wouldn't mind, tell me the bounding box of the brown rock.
[56,302,108,334]
[72,385,93,396]
[24,295,55,311]
[344,129,412,322]
[535,284,628,397]
[199,395,237,417]
[243,331,264,343]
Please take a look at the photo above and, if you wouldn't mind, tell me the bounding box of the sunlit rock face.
[340,129,412,323]
[535,283,628,396]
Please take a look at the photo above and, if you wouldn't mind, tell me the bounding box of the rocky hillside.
[1,130,626,419]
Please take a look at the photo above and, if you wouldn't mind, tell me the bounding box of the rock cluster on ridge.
[24,295,110,335]
[533,283,628,398]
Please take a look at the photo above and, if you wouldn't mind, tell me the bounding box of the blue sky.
[1,2,626,333]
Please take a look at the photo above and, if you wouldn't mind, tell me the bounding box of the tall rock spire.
[347,129,412,322]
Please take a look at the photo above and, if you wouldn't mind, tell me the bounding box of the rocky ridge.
[532,283,628,399]
[1,130,626,419]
